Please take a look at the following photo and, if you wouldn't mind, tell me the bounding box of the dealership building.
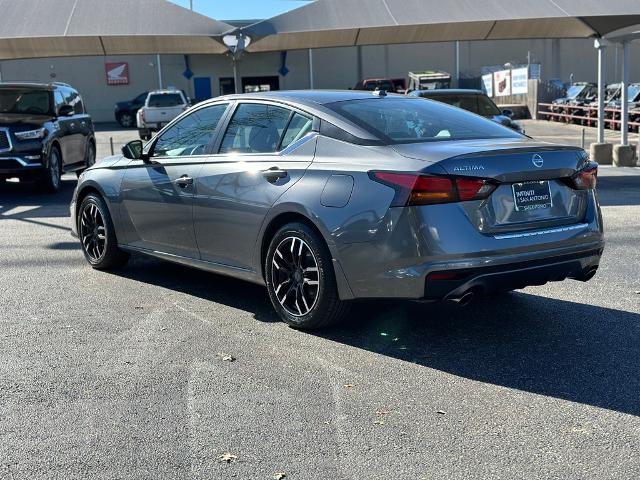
[1,0,640,123]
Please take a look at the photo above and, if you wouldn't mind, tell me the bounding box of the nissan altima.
[71,91,604,329]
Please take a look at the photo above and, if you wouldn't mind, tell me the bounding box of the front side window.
[219,103,291,154]
[153,104,228,157]
[0,89,53,115]
[327,97,521,144]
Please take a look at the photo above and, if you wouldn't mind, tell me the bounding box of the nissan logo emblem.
[532,154,544,168]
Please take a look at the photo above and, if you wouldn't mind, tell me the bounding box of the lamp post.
[223,32,251,94]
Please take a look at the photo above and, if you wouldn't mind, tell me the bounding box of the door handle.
[174,175,194,188]
[261,167,288,182]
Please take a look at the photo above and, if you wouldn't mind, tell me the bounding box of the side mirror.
[502,108,514,118]
[122,140,146,161]
[57,104,74,117]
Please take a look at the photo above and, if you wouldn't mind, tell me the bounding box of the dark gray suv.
[0,82,96,192]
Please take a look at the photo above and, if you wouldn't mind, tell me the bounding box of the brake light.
[370,172,497,206]
[569,164,598,190]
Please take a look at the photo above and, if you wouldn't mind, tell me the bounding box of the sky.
[168,0,312,21]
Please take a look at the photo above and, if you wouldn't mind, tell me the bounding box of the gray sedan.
[71,91,604,329]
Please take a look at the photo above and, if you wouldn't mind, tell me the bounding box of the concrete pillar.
[621,41,629,145]
[595,40,607,144]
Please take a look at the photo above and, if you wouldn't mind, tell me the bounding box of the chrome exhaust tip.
[449,291,475,307]
[578,267,598,282]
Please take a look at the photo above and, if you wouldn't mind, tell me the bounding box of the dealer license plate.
[512,181,552,212]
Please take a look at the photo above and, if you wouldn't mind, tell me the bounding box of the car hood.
[391,137,558,164]
[0,113,53,127]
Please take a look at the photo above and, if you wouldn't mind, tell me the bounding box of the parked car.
[136,89,189,140]
[114,91,149,128]
[0,82,96,192]
[72,90,603,329]
[354,78,397,92]
[408,89,524,133]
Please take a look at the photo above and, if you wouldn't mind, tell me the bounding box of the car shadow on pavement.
[316,294,640,417]
[0,177,76,232]
[111,255,640,417]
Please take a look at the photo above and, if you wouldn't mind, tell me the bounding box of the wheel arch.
[257,209,354,300]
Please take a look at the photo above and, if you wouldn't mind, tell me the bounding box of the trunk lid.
[393,139,592,234]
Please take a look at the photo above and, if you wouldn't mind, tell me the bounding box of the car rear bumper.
[422,247,602,301]
[333,194,604,300]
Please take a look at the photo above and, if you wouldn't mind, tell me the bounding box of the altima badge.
[532,154,544,168]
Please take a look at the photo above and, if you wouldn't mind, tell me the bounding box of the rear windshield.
[0,89,52,115]
[327,97,520,144]
[148,93,184,107]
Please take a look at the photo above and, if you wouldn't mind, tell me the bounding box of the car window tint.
[219,103,291,154]
[153,104,228,157]
[135,92,149,103]
[328,97,520,144]
[476,95,502,116]
[148,93,184,107]
[54,90,65,109]
[280,113,313,149]
[0,89,52,115]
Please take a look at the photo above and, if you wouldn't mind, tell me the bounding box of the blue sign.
[182,68,194,80]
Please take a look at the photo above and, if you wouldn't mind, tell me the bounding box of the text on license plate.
[512,181,552,212]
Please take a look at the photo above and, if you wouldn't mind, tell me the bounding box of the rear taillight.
[370,171,497,206]
[569,164,598,190]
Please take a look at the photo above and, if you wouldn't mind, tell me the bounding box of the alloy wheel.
[79,202,107,262]
[270,236,320,317]
[49,150,61,190]
[119,113,134,128]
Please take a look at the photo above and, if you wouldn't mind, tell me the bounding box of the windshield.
[148,93,183,107]
[328,97,521,144]
[629,85,640,102]
[364,80,394,91]
[566,85,586,99]
[0,89,52,115]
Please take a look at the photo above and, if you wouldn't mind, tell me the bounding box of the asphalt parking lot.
[1,122,639,479]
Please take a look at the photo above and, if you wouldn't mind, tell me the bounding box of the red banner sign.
[105,62,129,85]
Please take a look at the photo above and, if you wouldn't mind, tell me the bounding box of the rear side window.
[153,104,228,157]
[280,113,313,149]
[327,97,521,144]
[219,103,291,154]
[148,93,184,107]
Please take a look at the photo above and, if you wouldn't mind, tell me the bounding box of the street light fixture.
[223,32,252,94]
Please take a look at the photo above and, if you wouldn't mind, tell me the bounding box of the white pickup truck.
[136,89,189,140]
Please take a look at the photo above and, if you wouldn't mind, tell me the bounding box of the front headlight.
[15,128,46,140]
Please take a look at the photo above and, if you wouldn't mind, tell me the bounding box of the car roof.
[414,89,484,95]
[212,89,405,107]
[0,82,69,91]
[148,89,183,95]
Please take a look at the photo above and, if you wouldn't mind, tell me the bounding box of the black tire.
[77,193,129,270]
[76,141,96,178]
[117,112,135,128]
[265,222,349,329]
[38,145,62,193]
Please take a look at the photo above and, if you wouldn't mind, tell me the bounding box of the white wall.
[1,38,638,122]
